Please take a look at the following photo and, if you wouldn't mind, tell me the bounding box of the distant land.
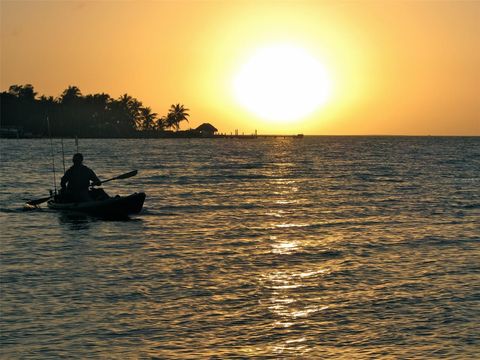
[1,84,219,139]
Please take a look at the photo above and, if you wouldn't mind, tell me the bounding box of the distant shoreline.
[2,133,478,139]
[0,132,303,140]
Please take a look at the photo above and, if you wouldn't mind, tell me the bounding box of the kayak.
[47,189,146,218]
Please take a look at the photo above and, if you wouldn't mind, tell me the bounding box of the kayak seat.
[89,188,110,201]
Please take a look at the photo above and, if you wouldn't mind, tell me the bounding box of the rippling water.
[1,137,479,358]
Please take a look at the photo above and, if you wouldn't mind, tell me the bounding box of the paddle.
[26,195,54,206]
[96,170,138,185]
[26,170,138,206]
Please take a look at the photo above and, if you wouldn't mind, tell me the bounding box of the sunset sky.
[1,1,479,135]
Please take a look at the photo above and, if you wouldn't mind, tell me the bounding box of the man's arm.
[60,169,70,189]
[89,168,101,186]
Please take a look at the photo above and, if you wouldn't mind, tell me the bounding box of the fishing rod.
[61,137,66,174]
[47,116,57,194]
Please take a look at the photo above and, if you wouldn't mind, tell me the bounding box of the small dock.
[216,134,304,139]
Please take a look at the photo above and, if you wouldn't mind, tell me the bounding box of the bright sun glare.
[233,44,332,123]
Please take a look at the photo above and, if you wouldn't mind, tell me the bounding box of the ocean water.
[1,136,479,359]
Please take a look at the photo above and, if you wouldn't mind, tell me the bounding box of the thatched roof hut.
[196,123,218,135]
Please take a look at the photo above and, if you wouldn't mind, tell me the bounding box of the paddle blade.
[26,195,52,206]
[98,170,138,185]
[116,170,138,180]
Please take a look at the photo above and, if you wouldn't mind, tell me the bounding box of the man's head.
[72,153,83,165]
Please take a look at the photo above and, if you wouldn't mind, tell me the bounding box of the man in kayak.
[60,153,101,202]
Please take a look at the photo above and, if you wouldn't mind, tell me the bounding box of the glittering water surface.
[1,137,479,358]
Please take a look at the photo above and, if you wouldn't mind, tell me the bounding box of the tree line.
[0,84,190,137]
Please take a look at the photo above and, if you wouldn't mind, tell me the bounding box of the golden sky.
[1,1,479,135]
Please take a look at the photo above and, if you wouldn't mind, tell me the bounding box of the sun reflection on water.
[271,240,299,255]
[261,234,333,354]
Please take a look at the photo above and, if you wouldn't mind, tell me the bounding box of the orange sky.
[1,1,479,135]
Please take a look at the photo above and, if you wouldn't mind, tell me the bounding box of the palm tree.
[59,86,82,104]
[140,107,158,130]
[84,93,111,135]
[7,84,38,135]
[57,86,83,137]
[38,95,57,116]
[165,103,189,131]
[113,94,143,133]
[155,116,167,131]
[8,84,37,101]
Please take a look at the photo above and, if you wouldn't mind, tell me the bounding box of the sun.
[233,44,332,123]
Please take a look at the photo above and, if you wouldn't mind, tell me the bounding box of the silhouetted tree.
[9,84,37,101]
[55,86,84,136]
[165,103,189,131]
[1,91,20,129]
[156,116,167,131]
[4,84,39,134]
[139,107,158,130]
[59,86,82,104]
[83,93,112,136]
[36,95,58,135]
[111,94,143,135]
